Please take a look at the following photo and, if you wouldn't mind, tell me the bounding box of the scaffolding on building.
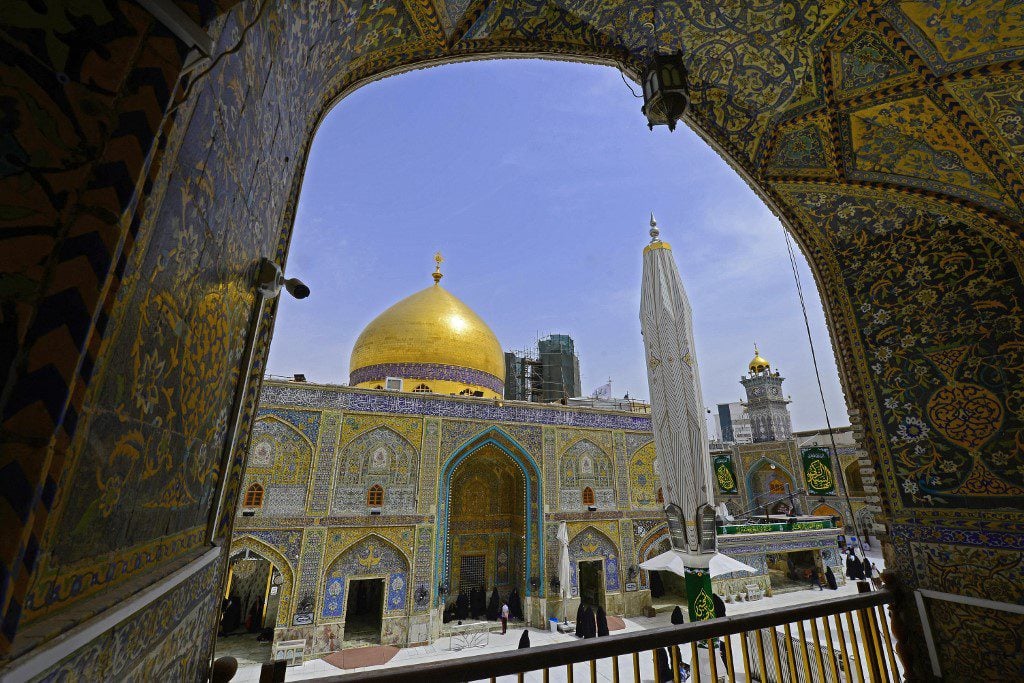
[504,333,582,404]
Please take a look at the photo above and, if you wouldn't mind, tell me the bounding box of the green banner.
[683,566,716,622]
[713,454,738,494]
[802,447,836,495]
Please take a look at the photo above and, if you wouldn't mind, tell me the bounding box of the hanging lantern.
[640,51,690,131]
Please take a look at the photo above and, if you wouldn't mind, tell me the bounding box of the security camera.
[255,258,310,300]
[284,278,310,299]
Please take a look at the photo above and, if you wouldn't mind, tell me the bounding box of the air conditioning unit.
[385,377,403,392]
[587,505,597,512]
[369,507,382,515]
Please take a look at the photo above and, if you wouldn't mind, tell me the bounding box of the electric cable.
[782,228,869,559]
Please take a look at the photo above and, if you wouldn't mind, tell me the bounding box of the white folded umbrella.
[640,551,755,579]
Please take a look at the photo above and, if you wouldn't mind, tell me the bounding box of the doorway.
[577,560,605,610]
[767,550,818,593]
[344,578,385,645]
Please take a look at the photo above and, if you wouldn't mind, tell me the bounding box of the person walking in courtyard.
[809,567,823,590]
[501,602,509,634]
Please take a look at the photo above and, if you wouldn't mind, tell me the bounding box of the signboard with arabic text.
[713,454,738,494]
[802,447,836,495]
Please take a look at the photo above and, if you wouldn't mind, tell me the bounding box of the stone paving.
[229,549,888,682]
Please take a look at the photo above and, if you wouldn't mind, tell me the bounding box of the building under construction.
[504,334,582,403]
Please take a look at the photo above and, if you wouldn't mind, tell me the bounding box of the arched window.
[656,487,664,503]
[412,383,431,393]
[244,483,264,507]
[367,484,384,507]
[582,487,595,506]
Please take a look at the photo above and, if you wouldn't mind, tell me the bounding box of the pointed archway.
[437,428,543,608]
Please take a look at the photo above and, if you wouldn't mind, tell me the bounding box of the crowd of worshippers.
[442,586,524,623]
[845,549,879,585]
[572,602,611,638]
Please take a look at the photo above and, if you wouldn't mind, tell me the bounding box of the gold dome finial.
[749,343,770,373]
[649,212,660,243]
[432,251,444,285]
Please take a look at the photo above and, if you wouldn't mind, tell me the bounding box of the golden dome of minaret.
[749,344,770,374]
[349,253,505,398]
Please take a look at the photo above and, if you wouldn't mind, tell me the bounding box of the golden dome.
[349,272,505,397]
[749,344,770,373]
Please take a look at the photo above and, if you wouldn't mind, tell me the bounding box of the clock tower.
[739,345,793,443]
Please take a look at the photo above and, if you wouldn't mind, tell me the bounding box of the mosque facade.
[229,264,847,658]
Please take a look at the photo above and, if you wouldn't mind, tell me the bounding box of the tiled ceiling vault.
[0,0,1022,678]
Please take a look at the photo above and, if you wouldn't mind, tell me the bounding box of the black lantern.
[640,51,690,131]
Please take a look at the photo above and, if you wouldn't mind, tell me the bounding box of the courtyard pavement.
[228,548,888,682]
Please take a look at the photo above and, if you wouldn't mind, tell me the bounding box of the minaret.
[740,344,793,442]
[639,214,717,622]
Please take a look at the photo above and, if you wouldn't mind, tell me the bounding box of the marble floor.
[230,548,890,682]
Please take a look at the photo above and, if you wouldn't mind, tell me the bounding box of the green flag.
[713,455,738,494]
[802,447,836,495]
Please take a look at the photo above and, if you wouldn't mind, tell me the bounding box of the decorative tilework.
[332,425,419,514]
[910,542,1023,605]
[309,412,341,513]
[628,442,660,509]
[925,600,1024,681]
[947,71,1024,185]
[412,526,433,612]
[261,384,652,432]
[883,1,1024,75]
[34,558,221,682]
[613,432,629,508]
[568,526,620,593]
[296,529,325,626]
[559,438,614,510]
[766,116,836,179]
[543,427,557,510]
[843,91,1015,214]
[781,186,1024,511]
[832,27,913,98]
[416,418,441,515]
[321,535,409,619]
[231,533,298,626]
[258,408,322,444]
[350,362,503,394]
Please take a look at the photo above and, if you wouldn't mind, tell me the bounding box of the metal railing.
[324,589,900,683]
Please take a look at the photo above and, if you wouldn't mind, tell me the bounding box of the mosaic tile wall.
[331,426,419,514]
[559,439,616,510]
[321,536,408,620]
[568,526,621,594]
[4,0,1024,677]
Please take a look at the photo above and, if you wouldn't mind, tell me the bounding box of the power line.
[782,228,868,558]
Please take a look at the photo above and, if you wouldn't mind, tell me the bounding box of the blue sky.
[267,59,849,432]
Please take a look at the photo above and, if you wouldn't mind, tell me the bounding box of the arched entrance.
[438,428,543,621]
[746,459,797,515]
[217,538,295,665]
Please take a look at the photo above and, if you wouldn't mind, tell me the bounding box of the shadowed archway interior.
[447,444,526,601]
[2,0,1024,679]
